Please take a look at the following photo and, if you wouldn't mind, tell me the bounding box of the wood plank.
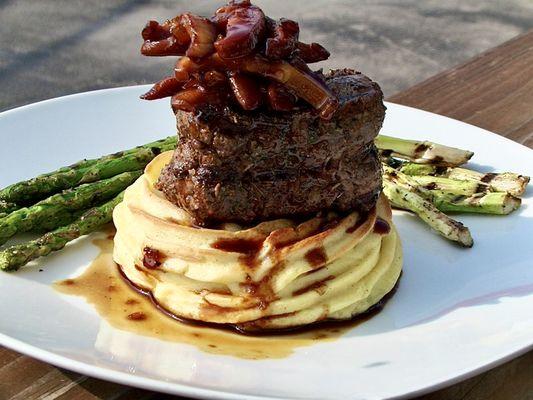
[0,347,184,400]
[418,351,533,400]
[0,347,23,369]
[0,351,58,399]
[389,29,533,149]
[53,375,149,400]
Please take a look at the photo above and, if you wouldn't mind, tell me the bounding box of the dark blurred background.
[1,0,532,111]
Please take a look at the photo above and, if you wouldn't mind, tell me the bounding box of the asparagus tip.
[501,195,522,215]
[0,253,17,272]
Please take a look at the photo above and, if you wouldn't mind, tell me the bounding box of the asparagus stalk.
[376,135,474,166]
[407,175,484,196]
[446,170,529,196]
[0,193,124,271]
[0,200,19,217]
[382,166,473,247]
[0,136,176,205]
[429,191,521,215]
[0,171,141,245]
[397,163,437,176]
[384,162,522,215]
[43,136,176,175]
[399,163,529,196]
[406,176,522,214]
[32,209,85,232]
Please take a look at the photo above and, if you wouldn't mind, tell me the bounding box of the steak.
[156,69,385,226]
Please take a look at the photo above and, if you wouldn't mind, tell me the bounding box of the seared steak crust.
[156,69,386,226]
[158,146,381,224]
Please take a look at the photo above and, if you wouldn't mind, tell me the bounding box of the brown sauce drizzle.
[142,247,164,269]
[127,311,147,321]
[304,247,327,267]
[54,235,398,359]
[373,217,391,235]
[211,237,264,267]
[211,237,264,254]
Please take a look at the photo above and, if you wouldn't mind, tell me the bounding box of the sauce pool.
[54,234,380,360]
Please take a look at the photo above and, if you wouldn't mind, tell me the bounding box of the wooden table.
[1,30,532,400]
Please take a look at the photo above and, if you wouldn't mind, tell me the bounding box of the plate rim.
[0,85,532,400]
[1,329,531,400]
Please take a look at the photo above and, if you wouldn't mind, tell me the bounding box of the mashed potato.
[113,152,402,331]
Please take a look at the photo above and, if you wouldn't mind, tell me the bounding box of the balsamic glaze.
[373,217,391,235]
[57,236,404,359]
[142,247,164,269]
[304,247,327,267]
[127,311,147,321]
[211,237,265,267]
[117,263,402,336]
[211,237,264,254]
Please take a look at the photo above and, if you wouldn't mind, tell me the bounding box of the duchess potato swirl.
[113,152,402,331]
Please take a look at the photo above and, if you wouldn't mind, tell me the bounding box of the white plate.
[0,86,532,400]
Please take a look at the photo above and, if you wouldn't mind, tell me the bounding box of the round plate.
[0,86,532,400]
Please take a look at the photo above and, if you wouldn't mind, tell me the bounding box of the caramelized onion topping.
[214,5,266,59]
[228,72,262,110]
[180,13,217,59]
[141,35,188,57]
[140,0,338,119]
[267,81,297,111]
[265,18,299,60]
[141,76,183,100]
[296,42,330,63]
[141,20,171,41]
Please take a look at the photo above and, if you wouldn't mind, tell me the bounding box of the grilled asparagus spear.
[429,191,521,215]
[0,136,176,205]
[0,171,141,245]
[0,193,124,271]
[399,163,529,196]
[0,201,19,217]
[407,175,483,196]
[376,135,474,166]
[382,166,474,247]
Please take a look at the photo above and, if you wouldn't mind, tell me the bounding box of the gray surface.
[0,0,532,111]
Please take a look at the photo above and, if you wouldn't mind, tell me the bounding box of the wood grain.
[0,348,181,400]
[1,30,532,400]
[389,29,533,149]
